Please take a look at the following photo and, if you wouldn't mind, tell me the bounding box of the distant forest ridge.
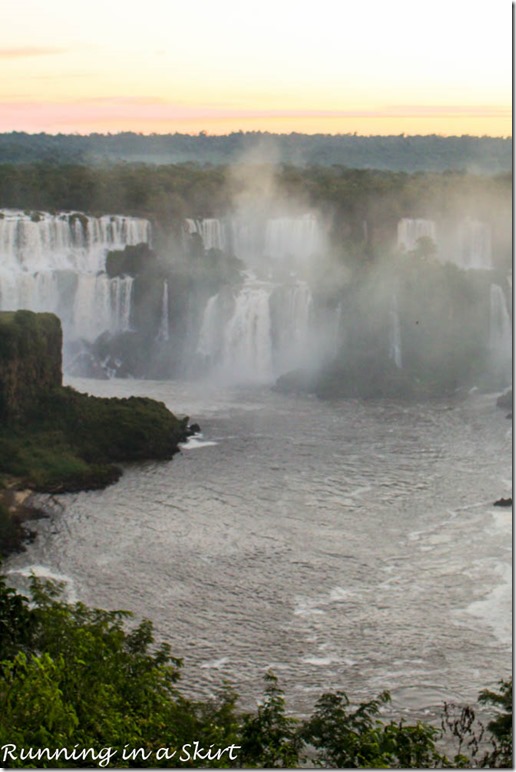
[0,131,511,172]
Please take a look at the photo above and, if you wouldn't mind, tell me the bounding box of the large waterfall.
[197,276,315,383]
[0,209,151,343]
[193,212,335,382]
[187,213,325,273]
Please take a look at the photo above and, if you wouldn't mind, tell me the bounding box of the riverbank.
[0,311,191,557]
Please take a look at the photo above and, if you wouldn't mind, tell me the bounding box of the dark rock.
[493,497,512,507]
[496,389,513,411]
[0,310,62,423]
[273,369,319,395]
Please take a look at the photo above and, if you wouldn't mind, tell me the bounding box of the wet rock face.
[0,310,62,422]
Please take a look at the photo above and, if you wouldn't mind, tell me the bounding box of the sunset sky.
[1,0,511,136]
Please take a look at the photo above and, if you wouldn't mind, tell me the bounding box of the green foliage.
[0,375,187,495]
[0,575,511,768]
[301,690,445,768]
[479,680,513,767]
[0,132,510,172]
[240,672,302,767]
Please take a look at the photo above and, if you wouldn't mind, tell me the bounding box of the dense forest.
[0,132,511,172]
[0,162,511,250]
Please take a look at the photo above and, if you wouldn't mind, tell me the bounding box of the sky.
[1,0,512,136]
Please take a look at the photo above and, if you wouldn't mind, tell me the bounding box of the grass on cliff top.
[0,386,187,493]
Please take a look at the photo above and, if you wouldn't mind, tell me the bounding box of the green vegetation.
[0,162,510,249]
[0,386,187,493]
[0,574,511,768]
[0,132,510,172]
[0,311,187,494]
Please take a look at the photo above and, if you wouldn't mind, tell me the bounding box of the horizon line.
[0,129,511,139]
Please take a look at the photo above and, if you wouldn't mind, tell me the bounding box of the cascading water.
[156,280,169,342]
[194,212,331,383]
[397,218,437,252]
[488,284,512,384]
[196,275,321,383]
[185,213,324,273]
[388,295,402,368]
[263,214,324,271]
[0,209,150,346]
[458,218,492,270]
[196,276,273,382]
[184,218,226,251]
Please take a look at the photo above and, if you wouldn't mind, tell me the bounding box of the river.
[5,377,512,720]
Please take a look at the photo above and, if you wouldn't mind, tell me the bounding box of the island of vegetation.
[0,309,189,555]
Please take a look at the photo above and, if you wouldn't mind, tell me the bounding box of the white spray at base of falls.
[0,209,150,343]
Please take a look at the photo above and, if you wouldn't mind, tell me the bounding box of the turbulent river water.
[6,378,512,719]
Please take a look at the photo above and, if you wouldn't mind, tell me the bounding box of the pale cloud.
[0,47,68,58]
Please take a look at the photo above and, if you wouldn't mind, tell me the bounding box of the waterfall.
[0,209,150,345]
[458,218,492,270]
[72,275,134,341]
[264,214,324,268]
[388,295,402,368]
[184,218,226,251]
[221,282,274,382]
[156,280,169,341]
[193,213,327,383]
[196,275,321,383]
[271,281,313,370]
[397,218,436,252]
[488,285,512,384]
[185,213,325,273]
[196,277,273,382]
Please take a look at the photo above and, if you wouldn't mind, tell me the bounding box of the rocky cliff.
[0,310,189,499]
[0,311,62,423]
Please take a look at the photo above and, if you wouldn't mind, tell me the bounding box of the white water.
[389,295,402,368]
[458,218,492,270]
[185,218,226,251]
[186,213,325,273]
[196,275,323,382]
[488,284,512,384]
[157,280,170,342]
[0,209,150,342]
[193,214,332,383]
[397,218,437,253]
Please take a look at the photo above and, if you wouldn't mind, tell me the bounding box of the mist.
[0,151,511,396]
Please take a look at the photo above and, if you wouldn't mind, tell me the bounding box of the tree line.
[0,132,511,173]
